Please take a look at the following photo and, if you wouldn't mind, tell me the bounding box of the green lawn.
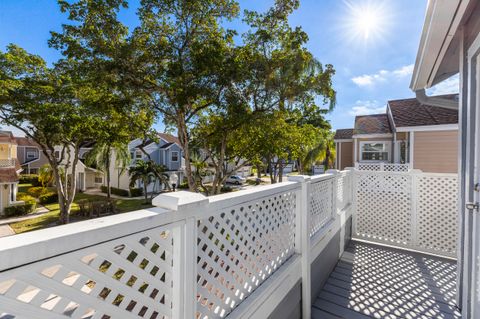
[10,191,152,234]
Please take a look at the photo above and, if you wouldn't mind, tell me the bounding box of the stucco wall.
[413,130,458,173]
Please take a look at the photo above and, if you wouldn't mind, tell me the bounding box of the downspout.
[415,89,459,110]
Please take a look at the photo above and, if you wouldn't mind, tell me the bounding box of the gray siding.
[268,280,302,319]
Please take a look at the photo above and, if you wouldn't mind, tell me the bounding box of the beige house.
[335,95,459,173]
[0,131,23,214]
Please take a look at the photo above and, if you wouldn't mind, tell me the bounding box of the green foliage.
[17,193,37,206]
[5,194,36,217]
[77,199,117,218]
[19,175,40,186]
[100,185,129,197]
[27,186,49,198]
[39,192,59,205]
[38,164,54,188]
[129,188,143,197]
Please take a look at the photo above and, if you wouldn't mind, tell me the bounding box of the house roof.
[354,114,392,135]
[158,133,180,145]
[388,95,458,127]
[0,131,17,144]
[0,168,19,183]
[15,137,39,147]
[159,142,174,149]
[334,129,354,140]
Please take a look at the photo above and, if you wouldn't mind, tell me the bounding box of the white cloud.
[427,74,459,96]
[348,100,386,116]
[351,64,414,87]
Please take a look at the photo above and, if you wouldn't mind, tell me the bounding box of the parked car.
[226,175,246,185]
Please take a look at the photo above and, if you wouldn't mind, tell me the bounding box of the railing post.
[288,175,311,319]
[327,170,340,215]
[152,191,209,319]
[410,170,421,248]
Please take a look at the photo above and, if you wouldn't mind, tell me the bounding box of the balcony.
[0,168,459,319]
[0,159,16,168]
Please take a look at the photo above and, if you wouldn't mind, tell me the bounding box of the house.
[109,133,186,193]
[0,131,24,215]
[334,94,459,173]
[16,137,104,191]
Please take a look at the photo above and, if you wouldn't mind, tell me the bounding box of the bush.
[77,199,117,218]
[39,192,58,204]
[4,198,36,217]
[221,186,233,193]
[129,187,143,197]
[100,186,129,197]
[17,193,36,205]
[27,186,49,198]
[177,182,189,189]
[19,174,40,186]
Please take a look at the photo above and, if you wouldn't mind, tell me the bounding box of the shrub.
[16,193,36,205]
[101,186,129,197]
[19,174,40,186]
[221,186,233,193]
[177,182,189,189]
[27,186,49,198]
[129,187,143,197]
[76,199,117,218]
[39,192,58,204]
[4,198,36,217]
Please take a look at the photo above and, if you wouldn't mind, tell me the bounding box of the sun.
[343,1,390,43]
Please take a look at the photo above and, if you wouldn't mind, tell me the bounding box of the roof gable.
[334,129,354,140]
[354,114,392,135]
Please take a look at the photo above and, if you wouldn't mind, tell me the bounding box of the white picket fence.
[0,171,353,319]
[352,169,458,258]
[0,167,459,319]
[355,162,411,172]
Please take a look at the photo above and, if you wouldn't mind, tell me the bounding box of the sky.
[0,0,460,135]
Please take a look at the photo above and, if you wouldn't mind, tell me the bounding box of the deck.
[312,241,461,319]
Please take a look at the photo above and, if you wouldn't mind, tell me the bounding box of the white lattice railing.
[0,171,354,319]
[0,158,15,167]
[352,170,458,258]
[355,162,411,172]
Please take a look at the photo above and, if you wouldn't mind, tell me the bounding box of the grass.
[10,190,152,235]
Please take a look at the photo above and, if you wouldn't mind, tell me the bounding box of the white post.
[410,170,421,249]
[288,175,311,319]
[380,162,385,172]
[152,191,208,319]
[409,132,415,168]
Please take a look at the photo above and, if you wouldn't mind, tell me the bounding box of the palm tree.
[300,131,336,173]
[38,164,54,188]
[85,142,130,199]
[129,160,155,204]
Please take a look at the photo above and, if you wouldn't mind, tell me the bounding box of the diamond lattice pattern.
[309,179,334,238]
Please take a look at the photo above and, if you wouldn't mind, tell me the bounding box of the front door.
[465,33,480,318]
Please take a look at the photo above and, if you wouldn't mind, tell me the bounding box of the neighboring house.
[335,94,459,173]
[0,131,24,215]
[110,133,186,193]
[16,137,104,191]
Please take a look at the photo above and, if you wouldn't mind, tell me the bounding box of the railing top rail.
[0,206,174,271]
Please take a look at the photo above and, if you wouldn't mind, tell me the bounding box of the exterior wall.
[85,171,103,189]
[413,130,458,173]
[0,186,9,214]
[165,144,182,171]
[0,144,10,159]
[355,137,394,163]
[339,142,353,170]
[10,145,17,159]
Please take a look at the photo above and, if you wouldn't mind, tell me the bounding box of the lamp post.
[169,173,178,192]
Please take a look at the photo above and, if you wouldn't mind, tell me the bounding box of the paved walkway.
[0,224,14,237]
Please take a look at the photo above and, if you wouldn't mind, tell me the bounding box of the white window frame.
[135,150,143,160]
[171,151,179,162]
[26,150,37,159]
[359,141,391,162]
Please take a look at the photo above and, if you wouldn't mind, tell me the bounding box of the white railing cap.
[287,175,311,182]
[153,191,208,211]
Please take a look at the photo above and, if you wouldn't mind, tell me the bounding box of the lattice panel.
[354,172,413,245]
[337,172,352,212]
[309,178,334,238]
[356,163,381,171]
[416,175,458,255]
[196,191,297,319]
[0,225,177,319]
[384,164,410,172]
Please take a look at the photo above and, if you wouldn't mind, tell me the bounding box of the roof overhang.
[396,123,458,132]
[352,133,393,139]
[334,139,353,143]
[410,0,473,91]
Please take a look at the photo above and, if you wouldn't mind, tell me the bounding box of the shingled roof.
[354,114,392,135]
[388,95,458,127]
[334,129,354,140]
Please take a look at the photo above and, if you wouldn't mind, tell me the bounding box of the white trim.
[160,143,176,151]
[387,104,397,132]
[352,133,393,139]
[409,132,415,167]
[396,124,458,132]
[359,141,392,162]
[171,151,179,162]
[333,139,353,142]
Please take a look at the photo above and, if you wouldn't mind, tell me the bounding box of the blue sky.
[0,0,459,135]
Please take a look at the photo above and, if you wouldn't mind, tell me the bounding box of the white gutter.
[415,89,458,110]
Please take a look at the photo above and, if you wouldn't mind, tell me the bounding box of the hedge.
[129,187,143,197]
[27,186,49,198]
[5,194,36,217]
[19,174,40,186]
[39,192,58,204]
[100,186,129,197]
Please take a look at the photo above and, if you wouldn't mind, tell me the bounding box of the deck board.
[312,241,462,319]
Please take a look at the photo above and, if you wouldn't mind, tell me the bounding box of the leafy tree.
[38,164,54,188]
[85,142,130,199]
[129,160,156,204]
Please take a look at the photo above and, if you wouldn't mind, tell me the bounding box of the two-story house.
[0,131,24,215]
[335,94,458,173]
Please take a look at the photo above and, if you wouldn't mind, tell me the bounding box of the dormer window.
[136,150,143,159]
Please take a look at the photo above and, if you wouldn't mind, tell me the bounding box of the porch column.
[409,132,415,169]
[353,138,358,163]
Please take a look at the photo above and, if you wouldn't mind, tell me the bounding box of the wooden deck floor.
[312,241,461,319]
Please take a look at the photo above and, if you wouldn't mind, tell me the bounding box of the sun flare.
[343,1,390,43]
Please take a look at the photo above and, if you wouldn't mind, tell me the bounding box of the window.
[360,142,390,161]
[171,151,179,162]
[136,150,143,159]
[54,151,60,159]
[26,150,37,159]
[95,176,103,184]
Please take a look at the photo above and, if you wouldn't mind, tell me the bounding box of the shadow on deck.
[312,241,461,318]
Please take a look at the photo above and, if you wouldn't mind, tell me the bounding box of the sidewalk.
[0,204,50,226]
[0,225,14,237]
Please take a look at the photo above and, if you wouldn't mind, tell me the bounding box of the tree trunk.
[143,178,148,204]
[278,162,284,183]
[177,115,196,192]
[106,152,111,199]
[256,164,262,178]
